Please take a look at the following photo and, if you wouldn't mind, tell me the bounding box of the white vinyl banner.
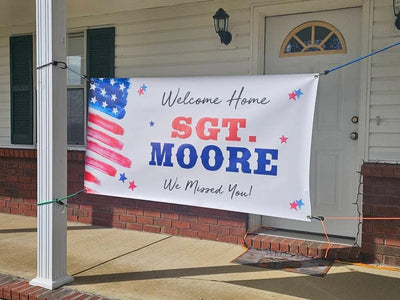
[84,74,319,221]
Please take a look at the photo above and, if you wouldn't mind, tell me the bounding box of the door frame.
[249,0,372,243]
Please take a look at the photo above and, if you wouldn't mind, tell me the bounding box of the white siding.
[369,0,400,162]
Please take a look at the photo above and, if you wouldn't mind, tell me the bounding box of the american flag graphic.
[84,78,131,193]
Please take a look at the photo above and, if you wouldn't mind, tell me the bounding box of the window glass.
[67,89,85,145]
[67,32,85,146]
[67,32,84,86]
[280,21,346,57]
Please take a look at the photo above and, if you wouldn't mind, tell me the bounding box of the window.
[9,27,115,146]
[67,32,85,145]
[280,21,346,57]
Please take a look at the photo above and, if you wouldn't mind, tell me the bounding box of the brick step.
[0,274,109,300]
[244,233,361,262]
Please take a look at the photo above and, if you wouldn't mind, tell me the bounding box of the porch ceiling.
[0,0,208,27]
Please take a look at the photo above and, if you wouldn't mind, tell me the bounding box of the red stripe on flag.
[85,156,117,177]
[84,171,101,185]
[87,126,124,150]
[88,113,124,135]
[87,140,132,168]
[84,187,98,194]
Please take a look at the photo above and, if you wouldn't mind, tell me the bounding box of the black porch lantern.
[213,8,232,45]
[394,0,400,30]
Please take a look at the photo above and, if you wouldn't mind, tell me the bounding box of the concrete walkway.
[1,213,400,300]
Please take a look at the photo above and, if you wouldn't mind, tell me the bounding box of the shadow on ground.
[72,265,400,300]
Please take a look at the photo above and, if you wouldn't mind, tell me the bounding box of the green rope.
[37,189,85,206]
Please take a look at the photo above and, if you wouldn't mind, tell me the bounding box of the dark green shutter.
[10,35,33,145]
[87,27,115,78]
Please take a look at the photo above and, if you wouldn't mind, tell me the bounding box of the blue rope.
[320,40,400,76]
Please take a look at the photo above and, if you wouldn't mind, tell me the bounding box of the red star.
[290,201,298,210]
[288,91,297,100]
[129,180,137,191]
[138,88,144,95]
[280,135,288,143]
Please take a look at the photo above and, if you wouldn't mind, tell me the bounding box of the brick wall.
[0,148,247,244]
[361,163,400,266]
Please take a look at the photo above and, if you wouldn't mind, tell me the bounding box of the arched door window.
[280,21,346,57]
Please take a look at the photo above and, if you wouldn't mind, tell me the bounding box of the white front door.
[262,8,361,237]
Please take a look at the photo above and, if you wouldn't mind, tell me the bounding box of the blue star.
[295,199,304,209]
[141,84,147,92]
[149,121,155,127]
[119,173,127,183]
[295,89,304,99]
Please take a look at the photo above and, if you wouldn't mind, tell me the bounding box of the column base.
[30,275,74,290]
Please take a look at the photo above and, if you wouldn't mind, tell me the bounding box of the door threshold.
[257,228,356,246]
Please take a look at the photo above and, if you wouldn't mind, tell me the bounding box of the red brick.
[218,234,238,244]
[18,286,43,300]
[2,280,25,299]
[244,236,253,248]
[279,239,292,253]
[127,223,143,231]
[210,224,229,235]
[136,200,155,210]
[144,210,161,218]
[78,216,93,224]
[198,216,218,224]
[383,255,400,266]
[79,204,93,211]
[198,231,218,241]
[67,215,78,222]
[180,214,198,222]
[161,212,179,220]
[154,202,171,211]
[154,218,172,227]
[386,237,400,247]
[161,227,179,235]
[120,214,137,223]
[127,208,143,216]
[112,221,126,229]
[308,242,322,257]
[0,200,6,207]
[6,202,18,208]
[382,165,394,177]
[261,236,276,250]
[74,209,89,217]
[218,218,246,227]
[252,235,265,249]
[190,222,209,232]
[113,207,127,214]
[180,228,198,238]
[362,233,384,245]
[271,237,285,252]
[137,216,153,225]
[0,207,11,213]
[290,240,306,255]
[144,225,161,233]
[172,220,190,229]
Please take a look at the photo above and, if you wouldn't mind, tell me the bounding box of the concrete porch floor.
[1,213,400,300]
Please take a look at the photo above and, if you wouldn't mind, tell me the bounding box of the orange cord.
[320,219,331,258]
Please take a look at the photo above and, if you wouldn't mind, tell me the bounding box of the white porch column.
[30,0,73,290]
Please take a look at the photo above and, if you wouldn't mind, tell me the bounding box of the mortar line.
[71,235,173,276]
